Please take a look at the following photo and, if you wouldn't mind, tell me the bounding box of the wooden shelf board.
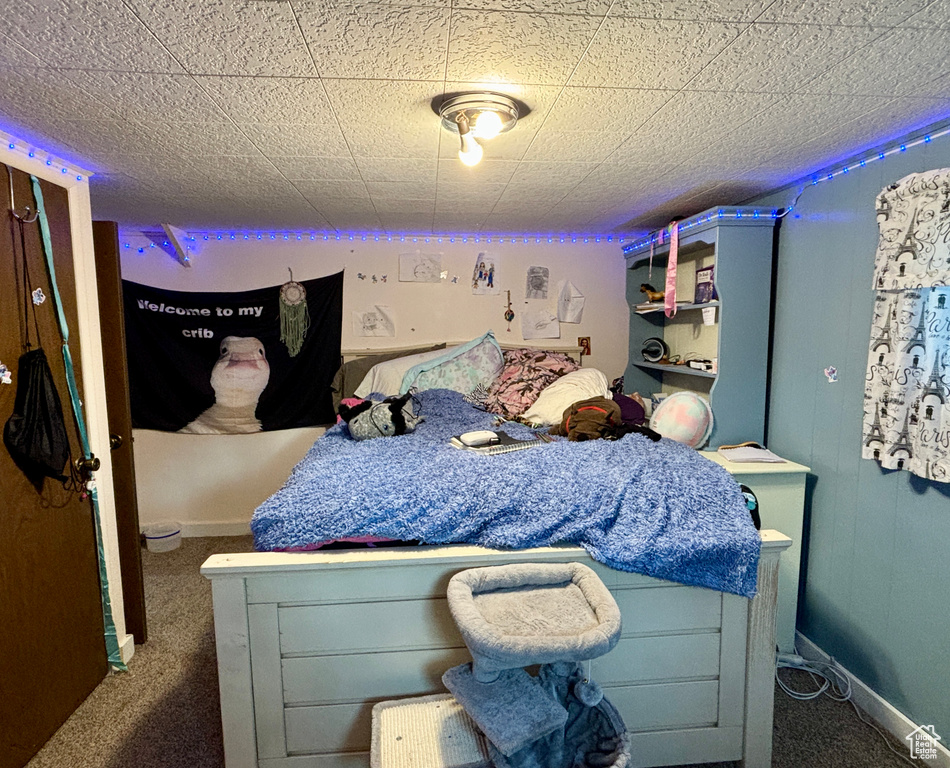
[634,361,718,379]
[635,301,720,315]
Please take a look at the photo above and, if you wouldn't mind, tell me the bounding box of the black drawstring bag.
[3,347,70,484]
[3,204,71,485]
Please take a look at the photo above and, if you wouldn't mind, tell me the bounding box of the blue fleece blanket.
[252,389,761,597]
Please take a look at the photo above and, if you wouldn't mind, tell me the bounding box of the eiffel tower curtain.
[863,169,950,482]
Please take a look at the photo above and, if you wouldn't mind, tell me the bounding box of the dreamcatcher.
[504,290,515,332]
[279,268,309,357]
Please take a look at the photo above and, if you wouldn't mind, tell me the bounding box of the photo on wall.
[122,272,343,433]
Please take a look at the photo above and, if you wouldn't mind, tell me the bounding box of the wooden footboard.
[202,531,790,768]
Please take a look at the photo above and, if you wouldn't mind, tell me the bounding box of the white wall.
[120,235,629,536]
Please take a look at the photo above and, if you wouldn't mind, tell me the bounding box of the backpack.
[4,347,70,483]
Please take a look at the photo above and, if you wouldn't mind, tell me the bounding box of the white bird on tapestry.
[179,336,271,434]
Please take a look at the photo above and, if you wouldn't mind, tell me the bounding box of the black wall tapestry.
[123,271,343,433]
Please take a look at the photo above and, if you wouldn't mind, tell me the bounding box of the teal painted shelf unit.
[623,208,777,449]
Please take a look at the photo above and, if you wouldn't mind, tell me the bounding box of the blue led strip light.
[623,124,950,255]
[623,208,782,254]
[122,232,628,249]
[800,125,950,190]
[3,132,85,181]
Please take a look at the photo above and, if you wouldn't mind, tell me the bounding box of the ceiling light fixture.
[439,93,519,167]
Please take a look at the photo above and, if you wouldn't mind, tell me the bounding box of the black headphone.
[641,337,669,363]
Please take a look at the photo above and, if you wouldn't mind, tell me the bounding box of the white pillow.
[354,345,458,397]
[520,368,611,426]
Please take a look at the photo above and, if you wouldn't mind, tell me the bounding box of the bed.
[201,337,793,768]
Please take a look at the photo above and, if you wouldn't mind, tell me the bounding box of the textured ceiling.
[2,0,950,237]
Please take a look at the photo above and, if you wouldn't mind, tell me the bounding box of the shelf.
[622,206,781,263]
[634,361,717,379]
[634,301,720,315]
[624,204,777,448]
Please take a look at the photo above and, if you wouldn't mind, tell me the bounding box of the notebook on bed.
[450,430,551,455]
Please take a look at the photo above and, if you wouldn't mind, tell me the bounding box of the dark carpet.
[27,536,912,767]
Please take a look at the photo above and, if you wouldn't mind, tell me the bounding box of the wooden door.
[0,169,108,768]
[92,221,147,644]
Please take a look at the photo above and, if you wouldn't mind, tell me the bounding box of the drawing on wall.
[525,266,549,300]
[472,252,499,295]
[557,281,585,323]
[353,305,396,337]
[399,251,442,283]
[522,308,560,340]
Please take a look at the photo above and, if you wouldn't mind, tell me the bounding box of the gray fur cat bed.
[442,562,629,767]
[445,562,622,683]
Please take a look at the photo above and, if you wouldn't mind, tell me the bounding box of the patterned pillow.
[482,348,581,418]
[403,332,504,394]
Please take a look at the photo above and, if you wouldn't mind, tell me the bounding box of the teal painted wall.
[754,133,950,738]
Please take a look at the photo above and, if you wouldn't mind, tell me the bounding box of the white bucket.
[143,523,182,552]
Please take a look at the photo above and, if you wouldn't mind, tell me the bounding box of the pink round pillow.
[649,392,714,448]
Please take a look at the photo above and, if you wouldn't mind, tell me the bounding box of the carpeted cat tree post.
[371,562,629,768]
[443,562,629,768]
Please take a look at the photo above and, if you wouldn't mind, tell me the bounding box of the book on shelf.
[694,265,718,304]
[450,430,552,455]
[717,441,786,463]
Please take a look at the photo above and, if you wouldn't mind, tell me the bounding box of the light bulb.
[458,132,483,166]
[455,113,483,165]
[473,110,503,139]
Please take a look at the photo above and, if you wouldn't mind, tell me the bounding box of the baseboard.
[796,632,950,767]
[180,521,252,538]
[118,633,135,666]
